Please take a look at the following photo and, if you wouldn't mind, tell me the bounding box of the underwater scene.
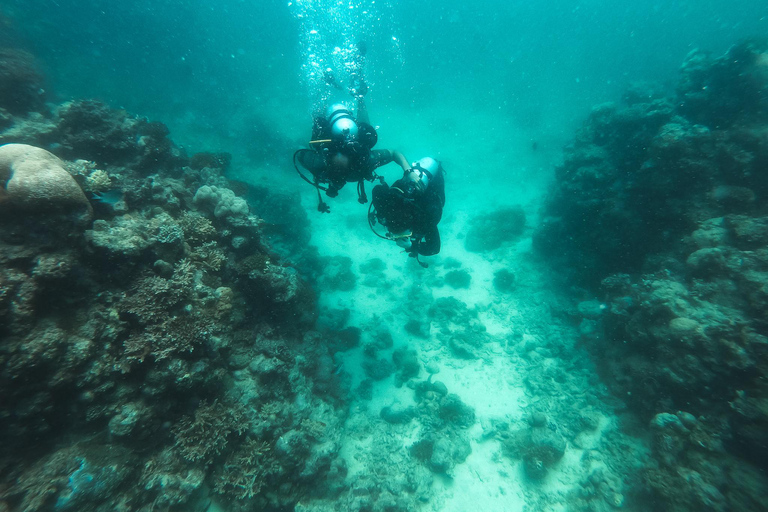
[1,0,768,511]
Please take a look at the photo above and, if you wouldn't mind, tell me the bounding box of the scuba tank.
[309,104,358,151]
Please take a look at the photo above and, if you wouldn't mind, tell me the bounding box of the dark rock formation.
[538,40,768,510]
[535,40,768,285]
[0,93,344,512]
[464,206,526,252]
[0,48,46,115]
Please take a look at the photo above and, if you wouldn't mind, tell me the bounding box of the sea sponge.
[0,143,91,220]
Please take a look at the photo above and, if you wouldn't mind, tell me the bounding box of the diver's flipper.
[349,41,368,97]
[350,77,368,98]
[324,69,343,90]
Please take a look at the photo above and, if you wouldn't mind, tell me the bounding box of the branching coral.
[123,315,214,363]
[213,438,281,500]
[193,241,227,271]
[140,448,206,508]
[119,273,188,324]
[118,261,215,363]
[172,401,248,463]
[178,211,217,245]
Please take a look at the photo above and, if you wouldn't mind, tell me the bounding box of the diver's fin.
[324,69,343,90]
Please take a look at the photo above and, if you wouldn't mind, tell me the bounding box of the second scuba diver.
[369,157,446,265]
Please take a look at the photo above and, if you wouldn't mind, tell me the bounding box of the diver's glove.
[405,239,421,257]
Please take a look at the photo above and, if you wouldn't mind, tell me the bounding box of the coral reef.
[0,97,182,172]
[2,443,137,512]
[537,40,768,510]
[428,297,489,359]
[0,48,45,115]
[392,347,420,387]
[315,255,357,291]
[228,181,311,260]
[0,85,345,511]
[0,143,92,223]
[535,40,768,284]
[444,268,471,289]
[56,100,181,170]
[500,412,567,480]
[172,400,247,462]
[377,377,475,476]
[404,386,474,475]
[643,411,768,511]
[464,206,526,252]
[493,268,516,293]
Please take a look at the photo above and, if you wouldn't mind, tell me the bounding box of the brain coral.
[0,143,91,220]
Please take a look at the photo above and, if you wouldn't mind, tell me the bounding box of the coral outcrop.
[537,40,768,510]
[501,412,567,481]
[464,206,526,252]
[0,143,91,222]
[0,84,344,511]
[535,41,768,285]
[0,48,46,115]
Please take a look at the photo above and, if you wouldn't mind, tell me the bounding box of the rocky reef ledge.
[536,40,768,511]
[0,91,351,510]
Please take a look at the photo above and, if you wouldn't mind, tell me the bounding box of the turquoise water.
[6,0,766,157]
[2,1,768,511]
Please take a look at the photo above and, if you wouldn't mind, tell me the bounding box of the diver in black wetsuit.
[370,157,446,261]
[294,42,409,212]
[296,100,409,203]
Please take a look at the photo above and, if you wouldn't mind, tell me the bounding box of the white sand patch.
[430,436,526,512]
[422,348,526,421]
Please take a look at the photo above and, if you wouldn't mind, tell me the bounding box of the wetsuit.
[297,117,394,198]
[371,169,445,256]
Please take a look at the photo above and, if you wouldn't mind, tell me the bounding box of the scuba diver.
[369,157,446,267]
[294,42,409,212]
